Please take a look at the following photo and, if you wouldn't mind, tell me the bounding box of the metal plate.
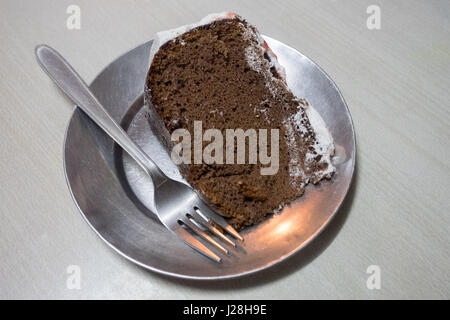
[64,36,356,280]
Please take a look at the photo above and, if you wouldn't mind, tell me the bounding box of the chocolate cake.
[145,12,335,230]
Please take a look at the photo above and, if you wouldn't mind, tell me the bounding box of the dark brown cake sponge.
[146,15,334,230]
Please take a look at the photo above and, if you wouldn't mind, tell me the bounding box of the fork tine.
[224,225,244,241]
[173,223,221,263]
[195,203,244,241]
[181,217,229,254]
[188,211,237,247]
[207,222,237,247]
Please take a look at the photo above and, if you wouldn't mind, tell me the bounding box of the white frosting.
[236,17,335,183]
[241,25,287,81]
[305,104,335,176]
[283,102,335,187]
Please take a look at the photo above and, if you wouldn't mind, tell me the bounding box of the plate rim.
[63,36,356,280]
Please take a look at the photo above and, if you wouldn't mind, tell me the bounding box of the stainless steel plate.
[64,36,356,280]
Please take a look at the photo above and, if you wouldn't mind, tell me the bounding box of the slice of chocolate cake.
[145,12,335,230]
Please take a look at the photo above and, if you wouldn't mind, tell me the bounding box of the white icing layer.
[306,106,334,157]
[241,25,287,81]
[283,102,335,187]
[237,19,335,184]
[305,104,335,177]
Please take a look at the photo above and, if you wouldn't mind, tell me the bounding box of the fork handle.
[35,44,168,187]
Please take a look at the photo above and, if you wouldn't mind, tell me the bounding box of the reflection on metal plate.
[64,37,356,279]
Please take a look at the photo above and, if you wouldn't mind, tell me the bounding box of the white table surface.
[0,0,449,299]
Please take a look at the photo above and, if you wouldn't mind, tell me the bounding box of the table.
[0,0,449,299]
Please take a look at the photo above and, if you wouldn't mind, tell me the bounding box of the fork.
[35,45,243,262]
